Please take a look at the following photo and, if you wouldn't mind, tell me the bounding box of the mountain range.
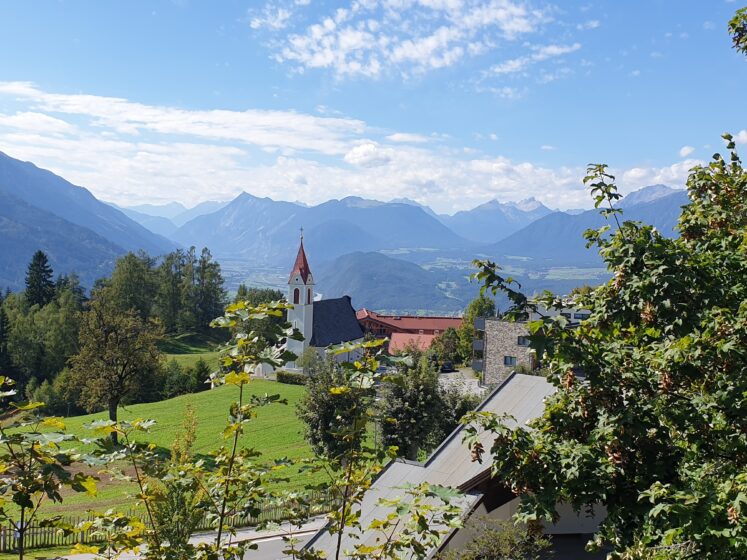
[0,151,173,289]
[0,151,691,312]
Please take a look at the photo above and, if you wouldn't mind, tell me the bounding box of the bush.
[276,370,307,385]
[161,359,195,399]
[191,358,212,392]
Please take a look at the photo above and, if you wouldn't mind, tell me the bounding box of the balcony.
[473,317,485,330]
[473,339,484,351]
[471,359,483,372]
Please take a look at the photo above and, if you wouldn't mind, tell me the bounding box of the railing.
[0,490,337,553]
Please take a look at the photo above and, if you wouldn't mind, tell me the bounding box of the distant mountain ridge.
[0,151,176,289]
[438,197,553,243]
[487,189,690,266]
[172,192,473,265]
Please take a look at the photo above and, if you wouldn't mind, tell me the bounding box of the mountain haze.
[439,197,553,243]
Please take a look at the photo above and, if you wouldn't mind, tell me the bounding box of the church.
[285,235,364,369]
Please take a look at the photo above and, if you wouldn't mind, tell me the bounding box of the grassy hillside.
[39,380,318,516]
[159,332,223,369]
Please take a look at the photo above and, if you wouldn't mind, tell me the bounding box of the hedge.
[276,370,307,385]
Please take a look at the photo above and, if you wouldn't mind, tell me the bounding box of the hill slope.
[0,190,121,289]
[0,151,174,255]
[488,189,689,266]
[316,251,468,313]
[173,193,472,265]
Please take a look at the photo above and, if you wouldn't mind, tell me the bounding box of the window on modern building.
[293,288,300,304]
[434,330,440,335]
[574,312,590,320]
[419,329,424,335]
[517,336,530,346]
[503,356,517,366]
[560,312,572,319]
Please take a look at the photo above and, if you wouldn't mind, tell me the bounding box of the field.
[36,379,319,517]
[159,332,224,369]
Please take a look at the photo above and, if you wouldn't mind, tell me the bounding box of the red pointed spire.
[289,232,312,284]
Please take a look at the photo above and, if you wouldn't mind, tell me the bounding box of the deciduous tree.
[68,296,162,443]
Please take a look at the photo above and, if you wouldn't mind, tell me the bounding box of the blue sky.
[0,0,745,213]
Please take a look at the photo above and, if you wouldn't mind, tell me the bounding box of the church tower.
[287,231,314,364]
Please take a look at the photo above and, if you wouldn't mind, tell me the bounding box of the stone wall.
[483,319,533,385]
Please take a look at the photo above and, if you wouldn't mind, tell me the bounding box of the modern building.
[285,236,364,369]
[356,308,462,354]
[473,306,591,385]
[302,373,606,559]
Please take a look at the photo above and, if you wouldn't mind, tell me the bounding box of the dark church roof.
[309,296,364,347]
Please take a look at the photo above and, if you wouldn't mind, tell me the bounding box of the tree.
[458,295,496,363]
[297,356,369,461]
[194,247,226,330]
[729,7,747,54]
[467,138,747,558]
[154,249,186,333]
[380,355,442,460]
[233,286,284,306]
[24,250,55,307]
[68,296,162,443]
[106,251,157,319]
[436,516,550,560]
[430,327,461,364]
[297,346,324,375]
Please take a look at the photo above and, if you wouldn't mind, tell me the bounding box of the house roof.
[303,373,555,556]
[356,308,463,332]
[310,296,364,347]
[388,332,436,354]
[288,239,312,284]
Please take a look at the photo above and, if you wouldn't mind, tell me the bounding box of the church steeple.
[288,229,312,285]
[287,229,314,366]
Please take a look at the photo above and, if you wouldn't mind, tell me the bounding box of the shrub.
[276,370,307,385]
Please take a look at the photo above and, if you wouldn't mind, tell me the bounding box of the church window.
[307,288,311,304]
[293,288,300,304]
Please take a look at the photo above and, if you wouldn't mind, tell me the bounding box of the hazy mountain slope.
[316,252,464,313]
[172,200,230,227]
[0,190,122,289]
[115,206,178,237]
[0,152,174,255]
[619,184,680,208]
[125,201,187,219]
[488,189,690,266]
[439,197,553,243]
[172,193,472,265]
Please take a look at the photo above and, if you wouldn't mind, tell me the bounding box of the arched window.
[307,288,311,304]
[293,288,300,304]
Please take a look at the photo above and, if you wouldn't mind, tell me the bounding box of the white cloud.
[0,82,700,213]
[679,145,695,157]
[262,0,550,78]
[576,20,600,30]
[386,132,430,143]
[250,4,292,30]
[0,111,76,135]
[734,130,747,144]
[0,81,365,156]
[487,43,581,75]
[540,144,557,151]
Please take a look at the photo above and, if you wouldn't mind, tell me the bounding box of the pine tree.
[24,250,55,307]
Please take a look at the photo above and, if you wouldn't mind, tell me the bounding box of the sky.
[0,1,745,214]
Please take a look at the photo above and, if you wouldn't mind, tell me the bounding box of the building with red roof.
[356,308,462,354]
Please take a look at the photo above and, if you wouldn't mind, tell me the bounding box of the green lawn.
[160,331,224,370]
[39,380,319,517]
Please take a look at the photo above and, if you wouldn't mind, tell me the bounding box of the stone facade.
[483,319,534,385]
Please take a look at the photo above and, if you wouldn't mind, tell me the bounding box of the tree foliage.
[68,295,163,443]
[380,356,442,460]
[24,250,55,307]
[466,137,747,558]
